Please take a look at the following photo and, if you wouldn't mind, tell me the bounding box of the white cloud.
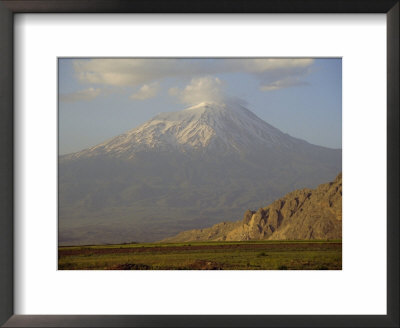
[72,58,315,92]
[169,76,224,105]
[248,59,314,92]
[73,59,192,87]
[260,77,310,91]
[59,87,102,102]
[130,83,159,100]
[231,58,314,73]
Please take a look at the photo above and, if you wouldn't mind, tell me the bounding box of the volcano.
[59,101,341,245]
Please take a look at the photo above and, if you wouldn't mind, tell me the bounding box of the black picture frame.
[0,1,398,327]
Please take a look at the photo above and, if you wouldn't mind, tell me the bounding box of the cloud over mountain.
[131,82,159,100]
[69,58,315,101]
[60,87,102,102]
[169,76,225,105]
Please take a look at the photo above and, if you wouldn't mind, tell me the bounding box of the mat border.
[0,1,398,327]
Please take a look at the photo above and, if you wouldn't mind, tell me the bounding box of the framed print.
[57,57,343,271]
[0,0,398,327]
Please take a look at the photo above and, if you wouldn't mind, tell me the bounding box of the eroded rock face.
[242,210,255,225]
[268,173,342,240]
[162,173,342,242]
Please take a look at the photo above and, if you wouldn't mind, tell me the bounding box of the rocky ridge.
[161,173,342,242]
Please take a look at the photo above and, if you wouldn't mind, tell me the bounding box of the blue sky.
[59,58,341,155]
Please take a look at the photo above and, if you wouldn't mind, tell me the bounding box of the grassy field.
[58,240,341,270]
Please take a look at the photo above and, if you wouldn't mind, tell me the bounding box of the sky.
[59,58,342,155]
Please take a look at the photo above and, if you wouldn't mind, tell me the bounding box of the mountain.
[64,101,312,157]
[59,101,341,245]
[161,173,342,242]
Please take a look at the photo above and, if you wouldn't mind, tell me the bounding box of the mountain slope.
[59,101,341,245]
[161,173,342,242]
[64,101,307,158]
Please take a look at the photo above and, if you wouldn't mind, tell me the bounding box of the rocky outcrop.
[161,173,342,242]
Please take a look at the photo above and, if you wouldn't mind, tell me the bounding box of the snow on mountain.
[66,101,301,160]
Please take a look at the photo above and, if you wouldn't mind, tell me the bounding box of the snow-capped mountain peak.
[67,101,299,159]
